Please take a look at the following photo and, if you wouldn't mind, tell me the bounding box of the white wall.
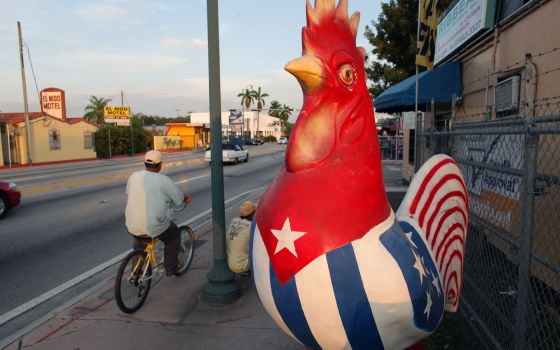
[190,111,282,139]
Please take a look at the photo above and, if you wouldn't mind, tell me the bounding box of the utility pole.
[203,0,240,305]
[123,90,134,156]
[18,21,32,165]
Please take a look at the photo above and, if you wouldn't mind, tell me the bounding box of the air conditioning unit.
[494,76,520,113]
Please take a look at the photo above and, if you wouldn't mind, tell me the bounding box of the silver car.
[204,144,249,165]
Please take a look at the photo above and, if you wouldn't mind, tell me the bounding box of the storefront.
[374,61,462,182]
[0,88,99,166]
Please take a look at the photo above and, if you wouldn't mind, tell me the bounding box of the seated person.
[226,201,256,274]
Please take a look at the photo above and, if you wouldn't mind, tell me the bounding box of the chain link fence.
[419,53,560,349]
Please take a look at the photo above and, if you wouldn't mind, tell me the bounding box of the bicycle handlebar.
[169,202,188,212]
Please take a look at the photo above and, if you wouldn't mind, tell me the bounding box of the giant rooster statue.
[250,1,469,349]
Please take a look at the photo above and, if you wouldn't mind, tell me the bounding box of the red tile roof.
[0,113,99,129]
[0,112,45,124]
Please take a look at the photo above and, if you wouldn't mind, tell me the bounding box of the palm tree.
[84,96,112,125]
[268,100,292,136]
[251,86,269,137]
[268,100,282,119]
[269,100,283,135]
[237,87,255,136]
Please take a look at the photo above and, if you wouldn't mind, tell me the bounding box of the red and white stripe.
[396,155,469,312]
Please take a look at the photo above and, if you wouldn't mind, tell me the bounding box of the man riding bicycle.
[125,150,190,276]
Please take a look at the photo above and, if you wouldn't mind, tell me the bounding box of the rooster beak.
[285,55,324,91]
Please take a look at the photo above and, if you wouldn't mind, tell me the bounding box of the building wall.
[153,135,181,151]
[458,0,560,119]
[447,0,560,292]
[165,125,203,148]
[16,118,98,164]
[190,111,282,139]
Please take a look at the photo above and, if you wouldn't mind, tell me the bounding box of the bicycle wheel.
[175,225,195,276]
[115,250,152,313]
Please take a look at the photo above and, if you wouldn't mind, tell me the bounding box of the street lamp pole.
[202,0,240,304]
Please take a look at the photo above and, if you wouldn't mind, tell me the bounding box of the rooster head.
[284,0,375,172]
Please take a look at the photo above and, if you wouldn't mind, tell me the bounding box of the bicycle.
[114,203,195,314]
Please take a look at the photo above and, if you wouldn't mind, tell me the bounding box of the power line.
[23,40,41,104]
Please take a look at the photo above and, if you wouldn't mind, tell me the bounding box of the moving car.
[0,181,21,220]
[245,138,263,146]
[278,136,288,144]
[204,144,249,165]
[376,118,399,136]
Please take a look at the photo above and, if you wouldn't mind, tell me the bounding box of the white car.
[205,144,249,165]
[278,136,288,144]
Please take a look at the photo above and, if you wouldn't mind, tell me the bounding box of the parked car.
[278,136,288,144]
[376,118,399,136]
[204,144,249,164]
[0,181,21,220]
[245,138,263,146]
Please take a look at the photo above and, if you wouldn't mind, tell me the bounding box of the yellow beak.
[284,55,324,91]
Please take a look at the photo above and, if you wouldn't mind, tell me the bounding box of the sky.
[0,0,383,119]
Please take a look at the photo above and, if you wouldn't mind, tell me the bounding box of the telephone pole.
[122,90,134,155]
[18,21,32,165]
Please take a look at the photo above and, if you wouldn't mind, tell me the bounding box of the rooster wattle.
[250,1,469,349]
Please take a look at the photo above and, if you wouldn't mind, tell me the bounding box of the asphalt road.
[0,146,285,313]
[0,145,407,341]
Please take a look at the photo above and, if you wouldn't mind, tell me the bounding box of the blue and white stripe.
[251,212,436,350]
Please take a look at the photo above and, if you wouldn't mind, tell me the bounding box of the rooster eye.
[337,64,356,90]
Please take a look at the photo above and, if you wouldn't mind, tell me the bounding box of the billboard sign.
[434,0,496,65]
[40,88,66,120]
[104,106,130,126]
[229,110,243,126]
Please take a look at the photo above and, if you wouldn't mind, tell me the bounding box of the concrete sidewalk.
[5,191,301,350]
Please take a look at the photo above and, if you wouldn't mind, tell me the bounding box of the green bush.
[95,125,152,158]
[263,135,277,143]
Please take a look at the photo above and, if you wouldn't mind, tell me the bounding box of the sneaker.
[165,265,179,276]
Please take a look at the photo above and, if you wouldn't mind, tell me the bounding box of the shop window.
[49,129,61,150]
[83,131,94,150]
[498,0,530,22]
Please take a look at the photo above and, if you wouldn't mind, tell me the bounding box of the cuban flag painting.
[250,153,468,350]
[251,210,445,350]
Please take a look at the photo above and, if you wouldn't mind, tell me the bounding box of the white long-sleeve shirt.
[125,170,184,237]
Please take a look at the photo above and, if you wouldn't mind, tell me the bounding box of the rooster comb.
[304,0,363,56]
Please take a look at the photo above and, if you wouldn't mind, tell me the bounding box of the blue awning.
[373,61,461,114]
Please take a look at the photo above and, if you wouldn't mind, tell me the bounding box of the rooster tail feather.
[396,155,469,312]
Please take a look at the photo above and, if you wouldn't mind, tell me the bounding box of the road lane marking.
[0,252,129,327]
[175,174,209,184]
[0,185,268,328]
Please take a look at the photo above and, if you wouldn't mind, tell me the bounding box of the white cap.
[145,150,162,165]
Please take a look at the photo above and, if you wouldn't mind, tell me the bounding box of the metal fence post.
[449,94,457,155]
[514,53,537,350]
[430,98,436,155]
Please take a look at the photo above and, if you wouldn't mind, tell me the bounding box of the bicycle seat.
[130,234,156,244]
